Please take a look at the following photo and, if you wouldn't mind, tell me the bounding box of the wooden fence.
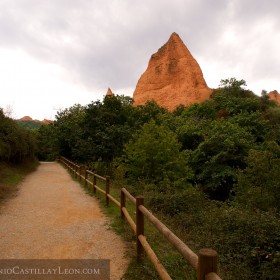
[59,156,222,280]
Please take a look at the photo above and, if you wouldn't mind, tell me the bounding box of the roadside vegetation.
[39,78,280,279]
[0,109,38,204]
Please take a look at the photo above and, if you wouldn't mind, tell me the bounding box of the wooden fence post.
[85,170,88,187]
[136,196,144,261]
[198,248,218,280]
[106,176,110,206]
[120,189,125,220]
[93,174,96,194]
[79,166,82,182]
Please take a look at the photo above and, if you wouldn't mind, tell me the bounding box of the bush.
[148,189,280,279]
[236,143,280,212]
[0,109,37,163]
[148,187,207,216]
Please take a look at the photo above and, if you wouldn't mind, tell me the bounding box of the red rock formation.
[106,87,113,97]
[268,90,280,105]
[133,32,212,110]
[18,116,53,124]
[19,116,33,121]
[42,119,53,124]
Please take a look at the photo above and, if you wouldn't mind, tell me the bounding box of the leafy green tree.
[181,101,216,120]
[134,100,168,126]
[211,78,262,118]
[36,124,59,161]
[54,104,86,160]
[80,95,137,171]
[190,121,254,200]
[264,106,280,142]
[236,141,280,211]
[0,108,37,163]
[123,120,193,190]
[229,112,269,142]
[219,77,247,90]
[176,120,206,151]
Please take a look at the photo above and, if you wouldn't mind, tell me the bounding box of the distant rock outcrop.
[18,116,53,124]
[20,116,33,121]
[268,90,280,105]
[42,119,53,124]
[133,32,212,110]
[106,87,113,97]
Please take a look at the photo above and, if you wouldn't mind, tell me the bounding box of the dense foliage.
[38,78,280,278]
[0,109,37,164]
[17,120,43,130]
[123,120,193,190]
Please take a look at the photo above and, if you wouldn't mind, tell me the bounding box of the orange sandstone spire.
[133,32,212,110]
[106,87,113,97]
[268,90,280,105]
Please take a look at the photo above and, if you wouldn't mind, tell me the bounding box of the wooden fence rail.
[58,156,222,280]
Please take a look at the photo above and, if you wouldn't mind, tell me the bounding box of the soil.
[0,162,129,279]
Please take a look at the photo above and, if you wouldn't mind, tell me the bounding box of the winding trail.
[0,162,129,279]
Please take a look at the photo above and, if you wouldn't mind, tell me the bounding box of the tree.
[219,78,247,90]
[0,108,37,163]
[190,121,254,200]
[236,142,280,212]
[54,104,86,161]
[133,100,168,126]
[123,120,193,189]
[82,95,136,166]
[37,124,59,161]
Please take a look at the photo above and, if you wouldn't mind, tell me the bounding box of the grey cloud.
[0,1,227,89]
[0,0,279,93]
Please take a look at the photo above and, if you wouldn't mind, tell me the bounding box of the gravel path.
[0,162,129,279]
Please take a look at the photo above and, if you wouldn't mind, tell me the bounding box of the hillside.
[17,116,53,130]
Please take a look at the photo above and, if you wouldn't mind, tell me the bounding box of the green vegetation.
[0,109,38,164]
[0,109,38,204]
[17,120,43,130]
[123,120,193,190]
[40,78,280,279]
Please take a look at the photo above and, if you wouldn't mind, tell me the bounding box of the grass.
[65,167,198,279]
[0,160,39,204]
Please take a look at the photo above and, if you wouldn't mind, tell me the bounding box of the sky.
[0,0,279,120]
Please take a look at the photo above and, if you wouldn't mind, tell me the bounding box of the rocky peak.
[106,87,113,97]
[133,32,212,110]
[268,90,280,105]
[20,116,33,121]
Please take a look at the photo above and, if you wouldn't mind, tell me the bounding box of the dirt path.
[0,162,129,279]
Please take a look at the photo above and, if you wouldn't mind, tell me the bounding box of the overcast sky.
[0,0,279,120]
